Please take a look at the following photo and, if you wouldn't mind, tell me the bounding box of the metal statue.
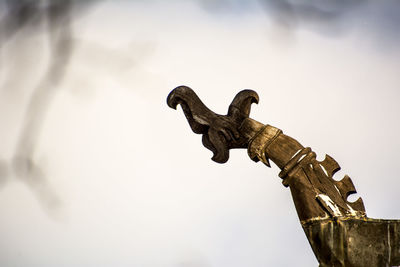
[167,86,400,267]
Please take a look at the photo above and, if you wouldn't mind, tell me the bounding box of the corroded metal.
[167,86,400,267]
[303,218,400,266]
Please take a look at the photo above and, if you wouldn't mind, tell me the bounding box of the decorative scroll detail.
[167,86,259,163]
[279,147,366,218]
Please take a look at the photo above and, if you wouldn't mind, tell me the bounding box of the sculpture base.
[302,217,400,267]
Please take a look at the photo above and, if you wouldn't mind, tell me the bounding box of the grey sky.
[0,1,399,266]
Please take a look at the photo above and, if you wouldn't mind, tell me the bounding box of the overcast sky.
[0,1,399,266]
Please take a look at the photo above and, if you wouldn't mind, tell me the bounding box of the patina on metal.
[167,86,400,267]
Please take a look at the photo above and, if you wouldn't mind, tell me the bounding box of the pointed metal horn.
[228,89,259,124]
[167,86,214,135]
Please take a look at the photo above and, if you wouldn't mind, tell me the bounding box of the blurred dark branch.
[0,0,100,216]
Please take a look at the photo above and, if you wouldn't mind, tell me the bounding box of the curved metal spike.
[228,89,259,124]
[167,86,214,134]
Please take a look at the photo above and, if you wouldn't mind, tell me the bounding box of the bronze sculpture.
[167,86,400,267]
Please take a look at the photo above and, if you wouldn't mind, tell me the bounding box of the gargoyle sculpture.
[167,86,400,267]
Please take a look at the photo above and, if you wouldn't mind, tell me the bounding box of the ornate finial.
[167,85,259,163]
[167,86,400,267]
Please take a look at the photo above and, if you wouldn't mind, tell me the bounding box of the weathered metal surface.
[303,218,400,266]
[167,86,400,267]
